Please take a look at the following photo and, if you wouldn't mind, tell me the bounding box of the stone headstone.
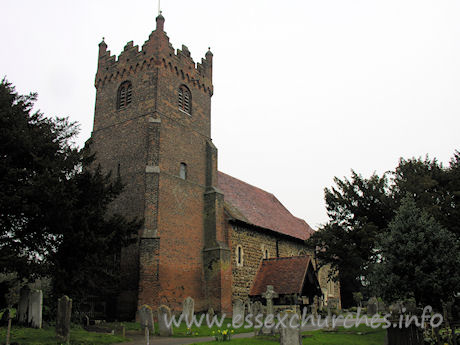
[232,299,245,326]
[28,289,43,328]
[312,296,319,319]
[244,300,252,316]
[252,301,263,319]
[367,297,378,316]
[182,296,194,323]
[18,287,30,324]
[157,305,173,336]
[403,299,417,314]
[251,300,264,335]
[325,305,333,330]
[56,295,72,344]
[377,299,386,313]
[207,307,214,318]
[262,285,278,315]
[389,303,401,315]
[139,305,155,334]
[279,310,302,345]
[328,297,339,310]
[262,286,278,335]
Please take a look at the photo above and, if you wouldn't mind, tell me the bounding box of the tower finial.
[158,0,161,16]
[156,10,165,31]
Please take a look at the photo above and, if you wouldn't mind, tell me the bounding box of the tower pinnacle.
[156,11,165,31]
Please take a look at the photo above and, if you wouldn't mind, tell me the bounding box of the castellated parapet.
[95,14,213,97]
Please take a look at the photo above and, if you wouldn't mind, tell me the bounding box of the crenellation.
[96,36,212,96]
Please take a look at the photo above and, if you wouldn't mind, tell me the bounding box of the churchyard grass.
[103,317,254,337]
[189,324,385,344]
[0,325,127,345]
[167,317,254,337]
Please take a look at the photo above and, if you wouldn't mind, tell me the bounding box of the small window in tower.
[179,162,187,180]
[178,85,191,115]
[236,245,244,267]
[264,249,269,259]
[117,81,132,110]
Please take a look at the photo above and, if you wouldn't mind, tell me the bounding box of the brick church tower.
[89,13,232,319]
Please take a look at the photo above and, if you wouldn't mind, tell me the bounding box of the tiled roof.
[249,256,312,296]
[217,171,314,241]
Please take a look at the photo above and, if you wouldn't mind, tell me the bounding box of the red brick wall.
[90,16,219,318]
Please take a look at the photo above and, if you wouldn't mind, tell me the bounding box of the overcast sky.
[2,0,459,228]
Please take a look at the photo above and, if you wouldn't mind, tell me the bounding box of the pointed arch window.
[178,85,191,115]
[117,81,132,109]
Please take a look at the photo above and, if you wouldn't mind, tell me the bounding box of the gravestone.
[207,307,214,318]
[252,301,264,336]
[244,300,252,316]
[28,289,43,328]
[232,299,244,326]
[18,287,30,324]
[279,310,302,345]
[263,285,278,315]
[312,296,319,319]
[378,299,386,313]
[56,295,72,344]
[403,299,417,314]
[367,297,378,316]
[182,296,194,323]
[157,305,173,336]
[139,305,155,334]
[262,285,278,335]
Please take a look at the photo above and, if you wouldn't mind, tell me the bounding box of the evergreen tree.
[306,171,394,307]
[369,196,460,309]
[0,79,140,302]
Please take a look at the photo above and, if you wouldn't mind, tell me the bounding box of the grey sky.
[2,0,459,228]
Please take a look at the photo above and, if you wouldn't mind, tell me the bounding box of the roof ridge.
[218,171,276,197]
[263,255,310,262]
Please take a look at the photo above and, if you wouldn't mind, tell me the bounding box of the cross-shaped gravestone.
[262,286,279,335]
[262,285,278,315]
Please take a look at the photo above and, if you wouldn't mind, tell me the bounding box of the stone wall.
[229,223,341,306]
[229,223,306,301]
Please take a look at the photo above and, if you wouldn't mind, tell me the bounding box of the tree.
[0,78,79,279]
[0,79,140,304]
[306,171,394,307]
[368,196,460,309]
[308,152,460,308]
[50,163,140,300]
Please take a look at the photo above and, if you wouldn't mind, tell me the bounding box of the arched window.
[179,162,187,180]
[178,85,191,114]
[117,81,132,109]
[236,245,244,267]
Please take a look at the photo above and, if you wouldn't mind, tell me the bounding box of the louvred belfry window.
[117,81,132,110]
[178,85,191,115]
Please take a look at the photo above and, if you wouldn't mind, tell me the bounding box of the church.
[88,12,340,320]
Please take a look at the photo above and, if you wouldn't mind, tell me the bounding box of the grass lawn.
[189,324,385,345]
[164,317,253,337]
[0,326,127,345]
[103,317,253,337]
